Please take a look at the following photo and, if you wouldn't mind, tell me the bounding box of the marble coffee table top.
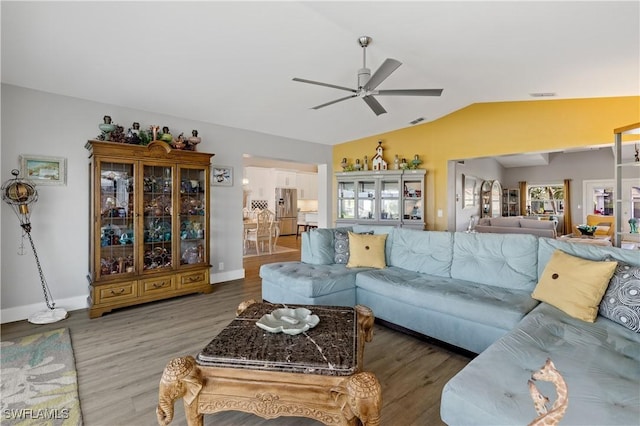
[196,302,358,376]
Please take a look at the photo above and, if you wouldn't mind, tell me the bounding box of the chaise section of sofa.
[441,302,640,425]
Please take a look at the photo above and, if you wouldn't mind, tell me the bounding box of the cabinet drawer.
[95,281,137,304]
[140,276,176,295]
[179,270,209,288]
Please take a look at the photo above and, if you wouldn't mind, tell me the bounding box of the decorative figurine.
[341,158,349,172]
[393,155,400,170]
[629,217,638,233]
[354,159,362,171]
[411,154,423,169]
[400,158,408,169]
[150,125,160,141]
[363,155,369,171]
[372,141,388,171]
[173,133,186,149]
[188,130,201,151]
[160,126,173,143]
[132,122,140,135]
[99,115,116,141]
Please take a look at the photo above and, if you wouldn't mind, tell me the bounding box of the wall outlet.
[218,262,224,271]
[437,209,443,218]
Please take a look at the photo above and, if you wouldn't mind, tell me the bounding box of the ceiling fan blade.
[364,58,402,91]
[312,94,357,110]
[293,78,356,93]
[377,89,443,97]
[363,95,387,116]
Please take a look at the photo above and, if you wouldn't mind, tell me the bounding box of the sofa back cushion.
[538,237,640,277]
[301,228,341,265]
[489,217,521,227]
[389,228,453,277]
[451,232,539,291]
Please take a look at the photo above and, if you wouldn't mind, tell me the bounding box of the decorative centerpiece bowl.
[577,224,597,236]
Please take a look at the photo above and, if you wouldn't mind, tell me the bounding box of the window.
[527,184,565,215]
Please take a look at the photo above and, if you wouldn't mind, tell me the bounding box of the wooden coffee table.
[157,300,381,425]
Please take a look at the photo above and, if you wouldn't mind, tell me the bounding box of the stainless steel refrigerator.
[275,188,297,236]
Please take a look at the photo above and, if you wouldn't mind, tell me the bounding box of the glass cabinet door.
[338,181,355,219]
[98,161,135,278]
[142,164,173,272]
[380,179,400,220]
[403,179,423,220]
[179,167,207,266]
[358,181,376,220]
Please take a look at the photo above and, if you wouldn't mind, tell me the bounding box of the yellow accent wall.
[333,96,640,230]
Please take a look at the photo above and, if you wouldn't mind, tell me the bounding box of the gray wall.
[450,148,619,231]
[1,84,333,322]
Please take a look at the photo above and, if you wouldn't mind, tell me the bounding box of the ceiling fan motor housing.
[358,68,372,90]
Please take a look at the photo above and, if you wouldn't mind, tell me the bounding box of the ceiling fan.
[293,36,443,116]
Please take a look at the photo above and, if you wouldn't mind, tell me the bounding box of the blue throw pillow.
[599,261,640,332]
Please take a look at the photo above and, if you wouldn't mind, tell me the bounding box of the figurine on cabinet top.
[363,155,369,171]
[372,140,388,171]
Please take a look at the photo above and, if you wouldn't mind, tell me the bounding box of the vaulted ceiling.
[2,1,638,145]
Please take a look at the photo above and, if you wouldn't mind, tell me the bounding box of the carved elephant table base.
[157,301,381,426]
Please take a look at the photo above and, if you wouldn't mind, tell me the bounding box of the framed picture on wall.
[20,155,67,186]
[211,165,233,186]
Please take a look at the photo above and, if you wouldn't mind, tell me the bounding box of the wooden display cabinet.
[86,140,214,318]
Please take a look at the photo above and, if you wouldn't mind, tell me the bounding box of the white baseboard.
[1,269,246,324]
[1,295,88,324]
[210,268,245,283]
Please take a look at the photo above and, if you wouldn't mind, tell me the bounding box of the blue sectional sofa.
[260,226,640,424]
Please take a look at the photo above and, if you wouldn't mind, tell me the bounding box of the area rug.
[243,245,297,258]
[1,328,82,425]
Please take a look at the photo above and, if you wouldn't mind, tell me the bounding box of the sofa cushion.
[520,218,555,230]
[259,262,364,298]
[599,261,640,332]
[532,250,617,322]
[389,228,453,277]
[352,225,395,264]
[441,302,640,425]
[300,228,336,265]
[346,232,387,269]
[451,232,539,291]
[538,237,640,278]
[489,217,521,227]
[355,267,538,330]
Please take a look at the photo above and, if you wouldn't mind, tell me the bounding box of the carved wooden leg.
[332,372,382,426]
[157,356,203,426]
[355,305,374,369]
[183,399,204,426]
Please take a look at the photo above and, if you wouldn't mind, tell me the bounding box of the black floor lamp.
[2,169,67,324]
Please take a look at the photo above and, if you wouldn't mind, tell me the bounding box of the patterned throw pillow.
[599,261,640,332]
[334,229,373,264]
[334,229,350,264]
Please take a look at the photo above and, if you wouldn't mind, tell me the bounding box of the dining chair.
[245,209,275,255]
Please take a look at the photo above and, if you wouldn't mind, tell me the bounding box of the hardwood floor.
[1,235,471,425]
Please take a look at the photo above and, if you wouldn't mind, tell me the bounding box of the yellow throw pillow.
[346,232,387,269]
[532,250,617,322]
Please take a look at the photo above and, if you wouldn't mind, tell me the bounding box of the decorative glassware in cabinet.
[98,162,135,278]
[338,181,355,219]
[380,179,399,220]
[358,181,376,220]
[179,167,206,266]
[143,165,173,271]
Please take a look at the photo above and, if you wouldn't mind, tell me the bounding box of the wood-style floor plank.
[1,235,470,425]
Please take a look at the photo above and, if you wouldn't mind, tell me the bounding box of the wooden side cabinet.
[86,140,214,318]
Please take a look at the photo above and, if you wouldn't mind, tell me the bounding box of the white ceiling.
[2,1,638,146]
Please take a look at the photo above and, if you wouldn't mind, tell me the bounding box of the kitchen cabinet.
[297,172,318,200]
[86,140,214,318]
